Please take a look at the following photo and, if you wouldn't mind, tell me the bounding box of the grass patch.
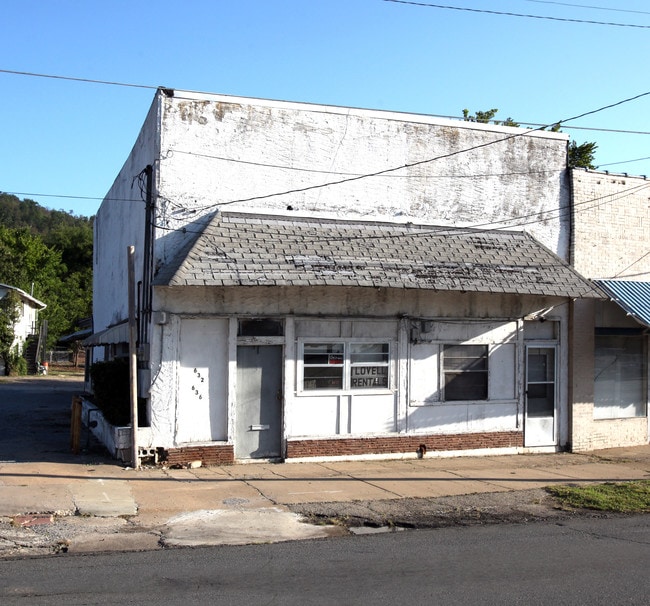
[547,480,650,513]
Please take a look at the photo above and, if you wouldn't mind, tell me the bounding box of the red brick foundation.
[161,432,523,465]
[286,431,523,459]
[164,444,234,466]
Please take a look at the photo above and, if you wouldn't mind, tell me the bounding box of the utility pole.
[128,246,139,469]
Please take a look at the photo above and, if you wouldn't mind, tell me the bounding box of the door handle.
[249,424,270,431]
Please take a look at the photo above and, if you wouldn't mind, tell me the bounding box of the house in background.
[88,88,613,465]
[0,283,46,375]
[569,169,650,451]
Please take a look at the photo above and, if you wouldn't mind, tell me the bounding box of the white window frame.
[441,343,489,402]
[298,339,392,394]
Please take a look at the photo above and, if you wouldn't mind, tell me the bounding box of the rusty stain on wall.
[178,100,210,124]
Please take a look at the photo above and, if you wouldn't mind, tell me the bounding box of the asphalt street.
[1,516,649,605]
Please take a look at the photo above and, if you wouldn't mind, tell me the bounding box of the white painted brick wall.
[571,169,650,280]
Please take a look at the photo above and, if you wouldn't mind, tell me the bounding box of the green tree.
[462,108,519,127]
[0,226,91,348]
[44,223,93,274]
[0,194,94,348]
[568,140,598,169]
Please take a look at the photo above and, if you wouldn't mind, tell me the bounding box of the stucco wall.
[154,91,570,269]
[154,285,561,320]
[93,97,162,331]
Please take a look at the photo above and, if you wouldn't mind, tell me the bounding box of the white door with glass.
[525,346,557,447]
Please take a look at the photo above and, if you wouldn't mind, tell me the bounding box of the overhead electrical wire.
[162,90,650,213]
[153,181,650,246]
[0,68,158,90]
[382,0,650,28]
[168,149,562,179]
[2,70,649,208]
[596,156,650,169]
[2,191,141,204]
[522,0,650,16]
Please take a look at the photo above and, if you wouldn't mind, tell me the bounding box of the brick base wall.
[164,444,234,466]
[286,431,523,459]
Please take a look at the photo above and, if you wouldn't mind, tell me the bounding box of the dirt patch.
[289,488,619,530]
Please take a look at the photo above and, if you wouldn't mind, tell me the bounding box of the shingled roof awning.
[153,212,601,299]
[594,280,650,327]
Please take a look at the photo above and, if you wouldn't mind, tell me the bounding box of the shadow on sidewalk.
[0,375,116,466]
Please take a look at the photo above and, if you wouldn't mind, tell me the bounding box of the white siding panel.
[350,394,397,434]
[489,343,517,400]
[289,396,340,437]
[409,342,440,405]
[408,402,517,433]
[176,318,228,443]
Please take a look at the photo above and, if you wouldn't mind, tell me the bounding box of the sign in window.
[350,343,389,389]
[302,342,390,391]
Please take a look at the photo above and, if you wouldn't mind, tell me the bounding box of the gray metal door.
[235,345,283,459]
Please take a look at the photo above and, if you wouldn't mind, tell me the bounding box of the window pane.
[304,367,343,390]
[443,344,488,401]
[304,343,344,366]
[443,345,488,371]
[350,365,389,389]
[444,372,488,401]
[528,349,555,382]
[594,336,645,419]
[350,343,389,365]
[350,343,389,389]
[527,384,555,417]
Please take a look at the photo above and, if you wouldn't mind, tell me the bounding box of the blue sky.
[3,0,649,218]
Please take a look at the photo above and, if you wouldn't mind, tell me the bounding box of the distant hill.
[0,192,93,234]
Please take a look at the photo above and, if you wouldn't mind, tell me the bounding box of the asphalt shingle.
[153,211,601,299]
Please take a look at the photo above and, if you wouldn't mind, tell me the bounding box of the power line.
[301,181,650,243]
[168,149,562,179]
[3,69,649,208]
[0,68,158,90]
[522,0,650,16]
[2,191,140,204]
[169,148,650,181]
[614,250,650,278]
[4,66,650,137]
[383,0,650,28]
[155,180,650,246]
[172,90,650,212]
[596,156,650,169]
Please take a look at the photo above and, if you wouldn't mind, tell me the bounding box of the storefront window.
[302,342,390,391]
[594,335,646,419]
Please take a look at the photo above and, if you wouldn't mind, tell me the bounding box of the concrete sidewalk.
[1,446,649,557]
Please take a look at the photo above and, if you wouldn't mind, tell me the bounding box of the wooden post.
[70,396,82,454]
[128,246,139,469]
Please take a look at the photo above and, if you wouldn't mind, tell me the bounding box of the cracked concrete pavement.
[1,376,650,558]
